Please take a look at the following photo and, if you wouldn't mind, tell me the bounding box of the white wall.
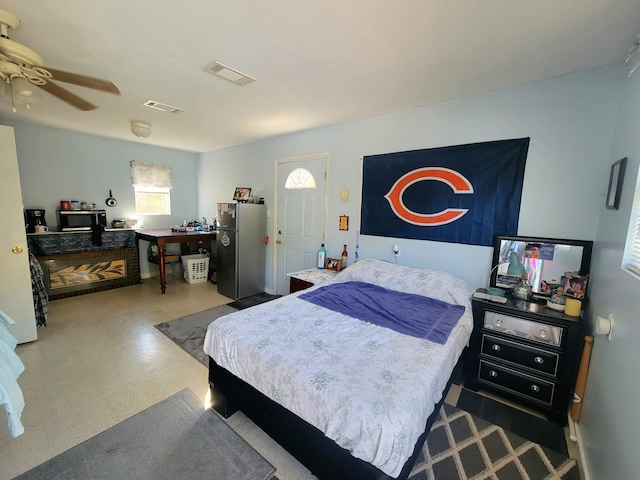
[582,67,640,477]
[1,120,199,276]
[198,67,621,293]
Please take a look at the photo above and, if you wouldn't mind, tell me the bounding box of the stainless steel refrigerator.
[216,203,266,300]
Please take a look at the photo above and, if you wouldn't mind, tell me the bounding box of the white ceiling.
[0,0,639,153]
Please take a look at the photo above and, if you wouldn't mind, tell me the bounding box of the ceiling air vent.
[202,61,255,86]
[142,100,184,114]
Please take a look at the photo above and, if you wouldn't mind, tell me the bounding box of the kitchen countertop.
[27,229,136,256]
[27,228,136,235]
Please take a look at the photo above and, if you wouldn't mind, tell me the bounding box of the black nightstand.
[464,296,584,424]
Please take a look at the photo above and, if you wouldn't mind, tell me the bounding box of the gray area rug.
[409,403,579,480]
[156,304,238,366]
[14,389,276,480]
[155,293,280,367]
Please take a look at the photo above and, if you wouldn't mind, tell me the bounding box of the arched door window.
[285,168,316,189]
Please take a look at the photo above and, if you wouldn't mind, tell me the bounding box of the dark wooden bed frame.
[208,354,465,480]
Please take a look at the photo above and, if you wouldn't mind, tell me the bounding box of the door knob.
[276,240,282,244]
[12,246,23,254]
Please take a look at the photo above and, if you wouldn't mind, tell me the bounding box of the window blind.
[624,180,640,277]
[130,160,173,189]
[625,209,640,275]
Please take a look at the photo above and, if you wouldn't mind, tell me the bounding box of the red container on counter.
[60,200,71,210]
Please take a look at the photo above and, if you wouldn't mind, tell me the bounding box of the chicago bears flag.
[360,138,530,246]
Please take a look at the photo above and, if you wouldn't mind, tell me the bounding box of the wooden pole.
[570,335,594,422]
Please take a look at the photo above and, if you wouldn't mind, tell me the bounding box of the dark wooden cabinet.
[288,268,338,294]
[290,276,314,293]
[465,297,584,424]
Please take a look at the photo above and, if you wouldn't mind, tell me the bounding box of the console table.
[28,230,140,300]
[135,229,217,293]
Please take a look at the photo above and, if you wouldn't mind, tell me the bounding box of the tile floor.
[1,276,581,480]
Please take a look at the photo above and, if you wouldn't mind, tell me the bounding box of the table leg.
[158,239,167,294]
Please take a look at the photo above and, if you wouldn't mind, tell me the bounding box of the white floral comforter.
[203,259,474,478]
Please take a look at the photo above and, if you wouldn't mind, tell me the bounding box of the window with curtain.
[623,169,640,278]
[130,160,173,215]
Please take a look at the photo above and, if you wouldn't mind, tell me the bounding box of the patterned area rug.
[409,404,579,480]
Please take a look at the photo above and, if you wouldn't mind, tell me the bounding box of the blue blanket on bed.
[299,281,465,344]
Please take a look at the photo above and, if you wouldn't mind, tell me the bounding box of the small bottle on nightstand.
[341,244,348,270]
[317,243,327,269]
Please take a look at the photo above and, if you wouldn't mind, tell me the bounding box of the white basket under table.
[182,253,210,284]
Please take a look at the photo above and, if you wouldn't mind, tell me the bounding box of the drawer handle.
[539,330,547,338]
[489,370,498,378]
[496,319,503,326]
[531,384,540,393]
[491,344,501,352]
[534,356,544,364]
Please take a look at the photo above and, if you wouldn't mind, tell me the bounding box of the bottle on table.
[317,243,327,269]
[341,244,348,270]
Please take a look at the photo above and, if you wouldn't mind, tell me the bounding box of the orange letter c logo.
[384,167,473,226]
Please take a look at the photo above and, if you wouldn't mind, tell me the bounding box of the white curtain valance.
[130,160,173,189]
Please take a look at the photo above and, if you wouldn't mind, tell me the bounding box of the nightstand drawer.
[478,360,555,405]
[484,311,563,347]
[481,334,559,377]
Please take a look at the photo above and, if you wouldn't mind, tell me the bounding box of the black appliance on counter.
[25,208,47,233]
[58,209,107,231]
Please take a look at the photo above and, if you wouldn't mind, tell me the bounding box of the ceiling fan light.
[11,76,42,104]
[130,121,152,138]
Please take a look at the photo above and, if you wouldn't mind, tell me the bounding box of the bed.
[203,259,474,479]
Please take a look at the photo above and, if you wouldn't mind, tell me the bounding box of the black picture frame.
[606,157,627,210]
[233,187,251,203]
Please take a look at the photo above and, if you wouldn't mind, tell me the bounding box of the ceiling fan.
[0,8,120,111]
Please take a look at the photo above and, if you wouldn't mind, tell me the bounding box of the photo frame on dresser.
[325,258,342,271]
[606,157,627,210]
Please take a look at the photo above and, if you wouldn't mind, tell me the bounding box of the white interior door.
[0,126,37,343]
[274,153,328,295]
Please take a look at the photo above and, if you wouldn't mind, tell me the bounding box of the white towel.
[0,322,26,437]
[0,322,18,350]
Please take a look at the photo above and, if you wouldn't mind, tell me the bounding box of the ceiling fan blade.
[37,81,97,111]
[41,66,120,95]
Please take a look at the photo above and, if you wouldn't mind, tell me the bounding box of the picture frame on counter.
[233,187,251,203]
[325,258,342,271]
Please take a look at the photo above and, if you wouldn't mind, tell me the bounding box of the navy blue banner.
[360,138,529,246]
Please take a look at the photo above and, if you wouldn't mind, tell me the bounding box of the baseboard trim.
[573,420,591,480]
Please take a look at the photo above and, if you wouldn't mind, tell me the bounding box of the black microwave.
[58,209,107,231]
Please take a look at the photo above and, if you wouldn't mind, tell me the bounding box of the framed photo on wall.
[606,157,627,210]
